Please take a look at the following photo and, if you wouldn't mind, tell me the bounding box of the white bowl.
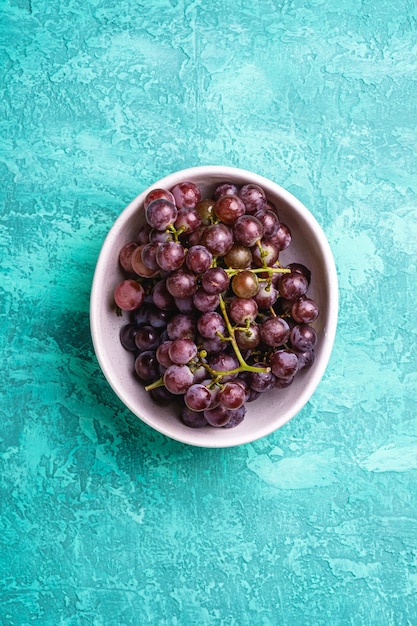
[90,166,338,448]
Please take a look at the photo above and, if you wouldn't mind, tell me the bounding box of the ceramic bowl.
[90,166,338,448]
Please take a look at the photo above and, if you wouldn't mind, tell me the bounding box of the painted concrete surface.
[1,0,417,624]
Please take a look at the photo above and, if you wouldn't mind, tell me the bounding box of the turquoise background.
[1,0,417,624]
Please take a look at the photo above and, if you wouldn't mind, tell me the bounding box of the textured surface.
[1,0,417,624]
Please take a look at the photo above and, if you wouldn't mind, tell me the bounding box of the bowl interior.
[90,166,338,447]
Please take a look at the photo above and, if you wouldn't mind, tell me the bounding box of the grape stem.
[145,378,165,392]
[217,294,270,375]
[224,266,290,277]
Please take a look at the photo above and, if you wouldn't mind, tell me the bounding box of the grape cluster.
[114,180,319,429]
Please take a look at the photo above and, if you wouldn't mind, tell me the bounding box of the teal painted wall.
[1,0,417,624]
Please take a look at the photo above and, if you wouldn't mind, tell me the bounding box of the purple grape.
[180,406,209,428]
[218,381,246,410]
[144,187,175,208]
[201,267,230,295]
[208,352,239,382]
[168,338,198,365]
[141,242,160,271]
[270,349,299,379]
[119,242,139,273]
[166,269,198,298]
[269,223,292,251]
[120,323,139,351]
[214,195,246,225]
[171,181,202,209]
[174,208,202,235]
[145,198,178,230]
[213,182,239,200]
[291,297,319,324]
[134,350,160,382]
[287,262,311,285]
[192,288,220,313]
[186,245,213,274]
[290,324,317,351]
[233,215,264,247]
[278,271,308,301]
[254,208,279,239]
[167,313,196,340]
[204,404,232,427]
[184,384,217,412]
[248,364,276,393]
[114,280,145,311]
[163,364,194,394]
[238,183,266,213]
[156,241,186,272]
[260,317,290,347]
[197,311,226,340]
[152,279,175,310]
[251,240,279,267]
[135,325,160,351]
[201,223,234,256]
[222,405,246,428]
[229,297,258,324]
[150,386,177,405]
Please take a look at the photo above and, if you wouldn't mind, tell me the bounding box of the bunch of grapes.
[114,180,319,429]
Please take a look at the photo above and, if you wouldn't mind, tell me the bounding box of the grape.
[270,349,299,379]
[174,296,194,313]
[163,364,194,394]
[186,245,213,274]
[180,406,209,428]
[222,405,246,428]
[152,279,175,310]
[120,323,139,351]
[188,225,206,246]
[201,267,230,295]
[278,271,309,301]
[195,199,215,225]
[260,317,290,347]
[197,311,226,339]
[185,383,217,412]
[193,288,220,313]
[156,341,174,368]
[174,208,202,235]
[295,348,316,369]
[287,262,311,285]
[167,313,196,340]
[168,338,198,365]
[254,281,278,309]
[166,269,198,298]
[290,324,317,352]
[201,223,234,256]
[156,241,186,272]
[218,381,246,410]
[251,240,279,267]
[149,228,174,243]
[254,208,279,238]
[148,307,171,329]
[233,215,264,247]
[135,325,160,351]
[114,280,145,311]
[238,183,266,213]
[235,324,261,350]
[269,223,291,250]
[248,364,276,393]
[274,376,295,389]
[141,242,160,271]
[213,182,239,200]
[119,242,139,273]
[145,198,178,230]
[150,386,178,405]
[137,223,152,244]
[208,352,239,382]
[131,245,160,278]
[171,181,201,209]
[223,244,252,269]
[214,195,246,225]
[134,350,160,382]
[291,297,319,324]
[231,270,259,298]
[229,297,258,324]
[204,405,232,427]
[198,333,225,354]
[144,187,175,208]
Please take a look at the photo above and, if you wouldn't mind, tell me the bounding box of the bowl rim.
[90,165,339,447]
